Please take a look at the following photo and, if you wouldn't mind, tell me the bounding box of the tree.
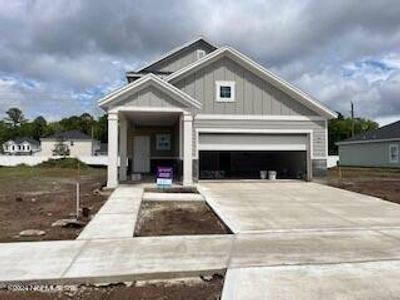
[52,138,70,157]
[328,114,378,154]
[31,116,47,140]
[4,107,27,128]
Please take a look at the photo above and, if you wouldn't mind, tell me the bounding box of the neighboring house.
[98,37,336,188]
[2,138,40,155]
[337,120,400,168]
[40,130,100,157]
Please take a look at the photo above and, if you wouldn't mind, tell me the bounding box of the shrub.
[37,157,88,169]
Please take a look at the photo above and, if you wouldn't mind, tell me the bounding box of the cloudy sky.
[0,0,399,124]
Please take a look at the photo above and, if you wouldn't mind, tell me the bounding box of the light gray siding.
[116,86,185,109]
[174,57,319,116]
[339,142,400,168]
[151,44,214,73]
[194,119,327,158]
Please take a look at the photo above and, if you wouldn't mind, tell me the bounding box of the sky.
[0,0,399,125]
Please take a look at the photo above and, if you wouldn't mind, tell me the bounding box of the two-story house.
[98,38,336,188]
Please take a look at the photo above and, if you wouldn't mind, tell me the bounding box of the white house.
[40,130,100,157]
[98,38,336,188]
[2,138,40,155]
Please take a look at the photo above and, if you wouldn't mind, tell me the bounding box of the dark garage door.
[199,151,307,179]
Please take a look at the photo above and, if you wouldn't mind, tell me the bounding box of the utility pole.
[351,102,355,137]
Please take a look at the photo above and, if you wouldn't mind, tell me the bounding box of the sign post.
[156,166,173,187]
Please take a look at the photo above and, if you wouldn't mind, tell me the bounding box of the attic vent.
[196,49,206,60]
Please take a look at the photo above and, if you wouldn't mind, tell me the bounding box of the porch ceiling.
[122,111,179,126]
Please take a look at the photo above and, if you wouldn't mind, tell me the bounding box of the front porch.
[106,108,194,188]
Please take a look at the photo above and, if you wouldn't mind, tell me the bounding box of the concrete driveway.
[199,181,400,233]
[200,181,400,299]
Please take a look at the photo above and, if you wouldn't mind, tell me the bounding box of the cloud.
[0,0,399,125]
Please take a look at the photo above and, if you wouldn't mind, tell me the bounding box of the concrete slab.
[200,182,400,233]
[0,240,86,282]
[77,186,143,240]
[77,213,135,239]
[63,235,233,282]
[222,261,400,300]
[143,192,205,202]
[230,230,400,268]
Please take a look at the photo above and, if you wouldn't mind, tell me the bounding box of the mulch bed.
[0,275,224,300]
[134,201,231,236]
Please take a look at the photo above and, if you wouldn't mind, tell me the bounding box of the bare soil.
[327,167,400,205]
[0,275,224,300]
[0,166,108,242]
[134,201,231,236]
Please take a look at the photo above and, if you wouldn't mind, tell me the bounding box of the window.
[156,134,171,151]
[196,49,206,60]
[389,144,399,163]
[216,81,235,102]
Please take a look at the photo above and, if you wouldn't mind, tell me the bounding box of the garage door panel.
[198,133,307,151]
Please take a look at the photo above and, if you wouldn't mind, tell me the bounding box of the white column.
[107,112,119,188]
[119,117,128,181]
[183,112,193,186]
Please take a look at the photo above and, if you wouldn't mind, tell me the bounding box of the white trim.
[337,138,400,145]
[198,144,306,151]
[194,127,315,159]
[215,81,235,102]
[110,106,186,114]
[134,37,216,73]
[325,119,329,157]
[389,144,399,163]
[98,74,202,110]
[166,47,337,119]
[195,114,326,121]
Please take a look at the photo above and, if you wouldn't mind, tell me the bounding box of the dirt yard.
[134,201,231,236]
[327,167,400,205]
[0,275,224,300]
[0,166,108,242]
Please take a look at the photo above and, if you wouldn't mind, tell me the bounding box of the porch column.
[183,112,193,186]
[119,117,128,181]
[107,112,119,188]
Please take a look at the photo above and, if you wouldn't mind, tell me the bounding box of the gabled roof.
[129,37,217,75]
[6,137,39,145]
[98,73,202,110]
[337,120,400,145]
[166,47,337,119]
[44,130,92,140]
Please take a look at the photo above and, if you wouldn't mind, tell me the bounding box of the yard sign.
[156,166,173,187]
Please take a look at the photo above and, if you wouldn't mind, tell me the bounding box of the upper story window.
[196,49,206,60]
[215,81,235,102]
[389,144,399,163]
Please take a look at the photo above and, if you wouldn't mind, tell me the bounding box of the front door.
[133,136,150,173]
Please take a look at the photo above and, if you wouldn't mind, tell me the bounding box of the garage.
[198,133,310,180]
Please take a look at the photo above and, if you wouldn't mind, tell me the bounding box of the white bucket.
[268,171,277,180]
[260,170,267,179]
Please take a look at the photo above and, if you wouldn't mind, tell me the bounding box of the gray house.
[98,38,336,188]
[337,120,400,168]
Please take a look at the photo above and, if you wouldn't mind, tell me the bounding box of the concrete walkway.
[3,181,400,300]
[77,185,143,239]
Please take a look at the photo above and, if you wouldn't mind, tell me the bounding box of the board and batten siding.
[193,119,327,158]
[339,142,400,168]
[174,57,319,116]
[152,44,214,73]
[115,86,185,109]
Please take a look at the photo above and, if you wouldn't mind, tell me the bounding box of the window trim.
[215,81,235,103]
[196,49,206,60]
[389,144,399,163]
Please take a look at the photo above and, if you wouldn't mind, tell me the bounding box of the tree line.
[0,107,379,155]
[0,107,107,147]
